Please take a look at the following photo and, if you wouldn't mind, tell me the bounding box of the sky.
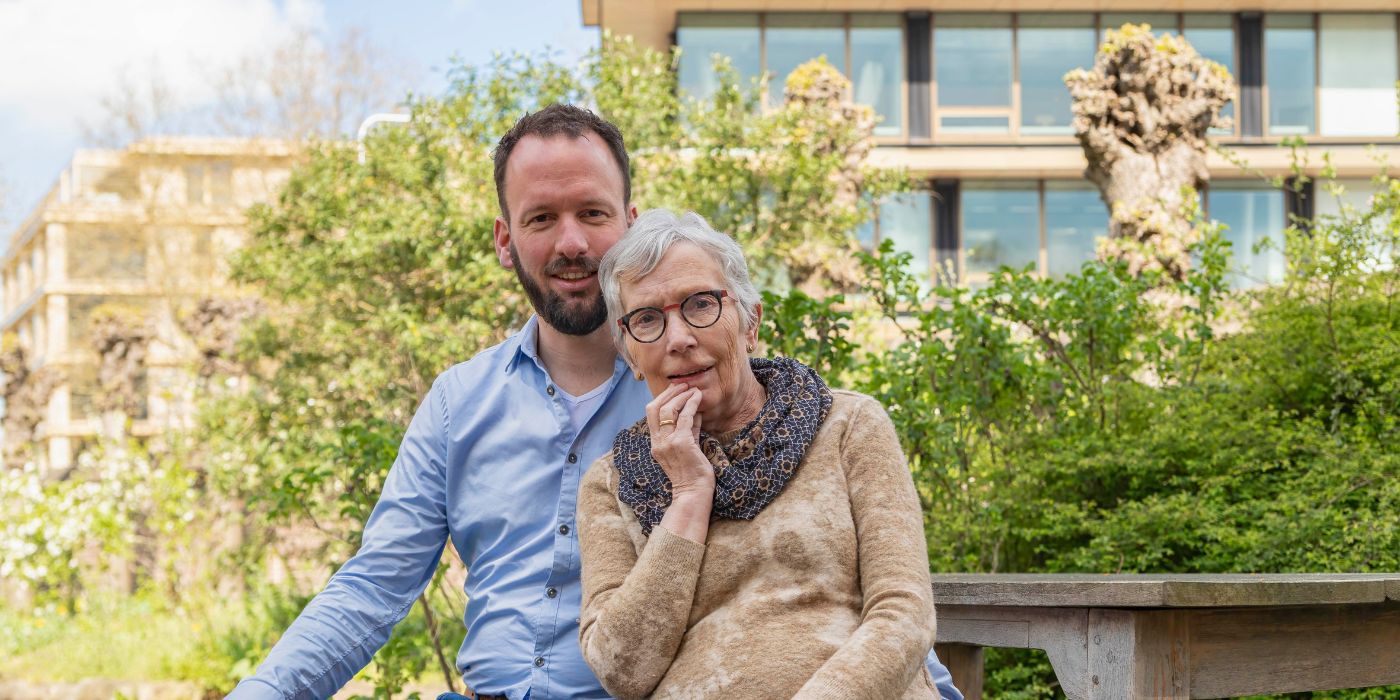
[0,0,600,227]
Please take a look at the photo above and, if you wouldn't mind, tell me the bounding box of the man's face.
[493,133,635,336]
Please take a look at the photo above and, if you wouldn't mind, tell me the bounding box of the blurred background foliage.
[1,32,1397,700]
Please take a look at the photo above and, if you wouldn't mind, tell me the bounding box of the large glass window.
[1045,183,1107,276]
[962,182,1039,280]
[1316,179,1395,270]
[677,14,762,101]
[67,226,146,282]
[935,14,1013,134]
[1019,15,1095,135]
[1184,14,1237,135]
[1265,14,1317,135]
[876,193,933,280]
[678,13,904,135]
[857,192,933,273]
[79,165,139,203]
[1319,15,1399,137]
[1209,183,1286,288]
[765,14,845,106]
[851,14,904,136]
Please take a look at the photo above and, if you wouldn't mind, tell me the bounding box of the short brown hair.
[492,104,631,221]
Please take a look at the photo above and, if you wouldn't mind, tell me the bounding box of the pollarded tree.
[1065,24,1234,279]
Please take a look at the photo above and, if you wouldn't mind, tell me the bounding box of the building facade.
[583,0,1400,287]
[1,138,293,471]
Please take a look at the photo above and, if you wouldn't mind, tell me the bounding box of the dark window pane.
[1184,15,1236,134]
[963,182,1039,279]
[1019,15,1095,135]
[1265,14,1316,135]
[879,192,933,279]
[852,15,904,135]
[935,15,1013,108]
[678,13,762,101]
[1045,183,1107,277]
[765,14,845,106]
[209,162,233,206]
[1210,183,1286,287]
[67,227,146,281]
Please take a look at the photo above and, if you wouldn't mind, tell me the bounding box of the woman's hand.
[646,383,714,543]
[646,384,713,497]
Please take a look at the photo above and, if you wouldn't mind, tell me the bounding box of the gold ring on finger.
[658,419,676,427]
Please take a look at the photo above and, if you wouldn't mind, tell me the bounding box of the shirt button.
[558,524,570,536]
[534,656,545,667]
[567,453,578,464]
[546,385,555,396]
[546,587,558,598]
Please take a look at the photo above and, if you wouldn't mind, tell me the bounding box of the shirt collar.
[505,314,633,379]
[504,315,541,375]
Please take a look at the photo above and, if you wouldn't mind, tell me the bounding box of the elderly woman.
[576,209,938,699]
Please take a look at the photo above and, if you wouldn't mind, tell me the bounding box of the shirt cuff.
[226,678,287,700]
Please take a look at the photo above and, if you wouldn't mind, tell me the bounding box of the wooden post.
[1087,609,1190,699]
[935,644,985,700]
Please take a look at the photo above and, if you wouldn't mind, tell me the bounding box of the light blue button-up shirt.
[230,316,961,700]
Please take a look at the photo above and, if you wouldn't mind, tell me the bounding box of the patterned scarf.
[612,356,833,536]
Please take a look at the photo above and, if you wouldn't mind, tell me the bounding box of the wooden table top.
[929,573,1400,608]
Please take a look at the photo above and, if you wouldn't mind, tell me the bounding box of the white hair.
[600,209,761,358]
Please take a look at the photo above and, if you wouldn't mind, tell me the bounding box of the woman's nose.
[662,309,698,352]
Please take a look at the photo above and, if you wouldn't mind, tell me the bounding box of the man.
[230,104,960,700]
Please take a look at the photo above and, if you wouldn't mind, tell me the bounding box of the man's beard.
[510,244,608,336]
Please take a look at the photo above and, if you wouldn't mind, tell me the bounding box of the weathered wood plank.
[1088,609,1137,699]
[1134,610,1191,699]
[1187,603,1400,698]
[934,644,985,700]
[936,606,1092,699]
[930,574,1400,608]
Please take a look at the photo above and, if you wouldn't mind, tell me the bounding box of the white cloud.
[0,0,324,132]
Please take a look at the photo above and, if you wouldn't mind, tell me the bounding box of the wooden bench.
[931,573,1400,699]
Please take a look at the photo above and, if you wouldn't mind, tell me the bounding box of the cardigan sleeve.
[576,454,707,700]
[794,396,936,700]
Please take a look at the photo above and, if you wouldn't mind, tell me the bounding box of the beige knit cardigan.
[577,390,938,699]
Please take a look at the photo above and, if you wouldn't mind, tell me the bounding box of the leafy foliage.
[761,173,1399,697]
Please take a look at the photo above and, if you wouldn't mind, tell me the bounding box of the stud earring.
[746,342,755,353]
[635,370,644,381]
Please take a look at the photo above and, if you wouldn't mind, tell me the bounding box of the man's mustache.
[543,257,600,276]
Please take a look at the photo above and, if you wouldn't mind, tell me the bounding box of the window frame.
[677,11,910,141]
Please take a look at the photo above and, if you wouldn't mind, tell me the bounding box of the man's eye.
[530,214,551,224]
[582,209,606,218]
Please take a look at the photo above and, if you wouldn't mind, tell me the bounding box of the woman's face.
[619,243,761,432]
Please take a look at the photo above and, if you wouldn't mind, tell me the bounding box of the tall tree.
[82,25,411,146]
[1065,24,1234,279]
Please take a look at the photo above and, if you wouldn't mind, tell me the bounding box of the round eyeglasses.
[617,289,729,343]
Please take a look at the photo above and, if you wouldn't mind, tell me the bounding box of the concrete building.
[583,1,1399,287]
[1,137,294,471]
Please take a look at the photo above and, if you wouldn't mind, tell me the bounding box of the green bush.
[762,175,1398,698]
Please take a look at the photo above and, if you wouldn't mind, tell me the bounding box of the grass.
[0,589,299,692]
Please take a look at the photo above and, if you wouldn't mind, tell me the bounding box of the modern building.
[1,137,294,471]
[583,1,1400,287]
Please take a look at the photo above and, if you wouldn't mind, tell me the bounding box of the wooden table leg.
[1087,609,1191,699]
[935,644,985,700]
